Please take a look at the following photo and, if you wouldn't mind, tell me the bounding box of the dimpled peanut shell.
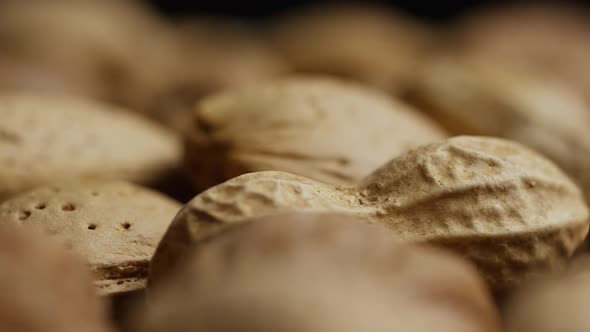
[0,225,113,332]
[140,213,500,332]
[0,181,181,295]
[406,55,590,204]
[0,93,181,201]
[152,136,589,290]
[185,77,446,190]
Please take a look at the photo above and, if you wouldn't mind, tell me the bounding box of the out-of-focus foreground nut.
[139,214,500,332]
[268,3,432,94]
[153,136,590,291]
[185,77,446,190]
[0,225,113,332]
[405,55,590,203]
[504,255,590,332]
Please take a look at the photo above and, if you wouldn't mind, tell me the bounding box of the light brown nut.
[0,93,181,201]
[503,255,590,332]
[139,213,500,332]
[268,3,432,94]
[152,136,589,290]
[185,77,446,190]
[0,181,181,295]
[405,55,590,204]
[0,225,113,332]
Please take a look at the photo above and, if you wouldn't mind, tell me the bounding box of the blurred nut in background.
[406,55,590,203]
[146,18,290,132]
[0,181,181,295]
[185,77,446,190]
[139,214,500,332]
[268,3,433,95]
[0,225,113,332]
[503,255,590,332]
[153,136,589,291]
[0,93,181,200]
[453,3,590,104]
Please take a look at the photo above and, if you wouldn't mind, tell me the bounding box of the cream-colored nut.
[0,181,181,295]
[268,3,432,94]
[405,55,590,204]
[185,77,446,190]
[140,213,500,332]
[153,136,589,290]
[0,225,114,332]
[0,93,181,201]
[504,255,590,332]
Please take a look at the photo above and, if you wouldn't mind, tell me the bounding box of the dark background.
[149,0,590,21]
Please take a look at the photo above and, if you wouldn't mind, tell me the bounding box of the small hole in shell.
[61,203,75,211]
[87,224,97,230]
[35,203,46,210]
[122,222,131,230]
[18,210,31,221]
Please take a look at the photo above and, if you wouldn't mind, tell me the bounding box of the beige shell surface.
[406,56,590,204]
[0,225,113,332]
[154,136,589,290]
[142,214,499,332]
[268,3,432,93]
[185,77,446,190]
[0,181,181,295]
[0,93,181,201]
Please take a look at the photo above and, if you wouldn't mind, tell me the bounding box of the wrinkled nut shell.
[0,225,113,332]
[141,213,500,332]
[152,136,589,290]
[0,181,181,295]
[405,55,590,204]
[185,77,446,190]
[0,93,181,201]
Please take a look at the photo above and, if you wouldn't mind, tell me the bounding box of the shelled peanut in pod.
[267,3,432,94]
[0,225,114,332]
[0,181,181,295]
[184,77,446,191]
[0,93,181,201]
[139,214,500,332]
[404,55,590,203]
[153,136,589,291]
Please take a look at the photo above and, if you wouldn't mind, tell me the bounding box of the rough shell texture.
[0,93,181,201]
[141,214,500,332]
[0,181,181,295]
[406,55,590,204]
[185,77,446,190]
[268,3,432,93]
[503,255,590,332]
[0,225,113,332]
[153,136,589,290]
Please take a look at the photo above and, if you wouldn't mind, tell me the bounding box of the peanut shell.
[140,213,500,332]
[0,181,181,295]
[0,93,181,201]
[185,77,446,190]
[153,136,589,290]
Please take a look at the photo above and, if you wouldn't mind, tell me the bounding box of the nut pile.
[0,1,589,332]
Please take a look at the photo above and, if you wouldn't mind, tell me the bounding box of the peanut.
[405,55,590,204]
[152,136,589,290]
[185,76,446,190]
[140,213,500,332]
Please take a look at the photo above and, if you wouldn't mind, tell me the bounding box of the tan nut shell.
[153,136,589,290]
[185,77,446,190]
[0,181,181,295]
[0,93,181,201]
[268,3,432,93]
[0,225,113,332]
[504,256,590,332]
[406,56,590,204]
[141,214,500,332]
